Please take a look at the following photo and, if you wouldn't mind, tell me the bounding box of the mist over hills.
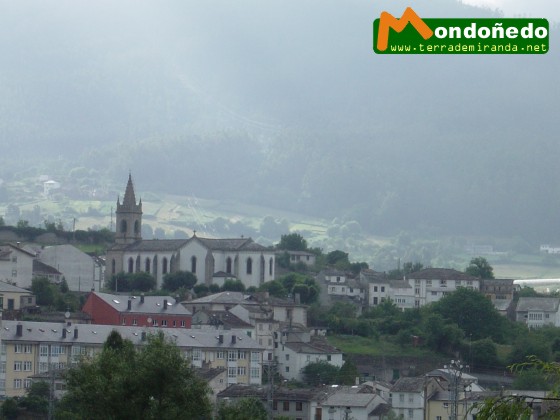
[0,0,558,241]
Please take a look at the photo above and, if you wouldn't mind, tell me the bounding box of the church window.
[134,220,140,234]
[120,220,127,234]
[191,256,197,273]
[246,258,253,275]
[128,258,134,273]
[162,258,168,274]
[136,256,140,272]
[111,259,116,275]
[145,258,151,273]
[269,258,273,276]
[226,257,232,274]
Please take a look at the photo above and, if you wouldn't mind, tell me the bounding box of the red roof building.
[82,292,192,328]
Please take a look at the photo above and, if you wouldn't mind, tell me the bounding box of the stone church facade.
[105,176,275,289]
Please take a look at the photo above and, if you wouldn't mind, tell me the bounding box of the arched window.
[111,259,116,275]
[128,258,134,273]
[269,258,273,276]
[162,258,168,274]
[120,220,127,233]
[145,258,151,273]
[226,257,232,274]
[191,256,197,273]
[134,220,140,234]
[153,255,158,276]
[135,256,140,272]
[246,257,253,275]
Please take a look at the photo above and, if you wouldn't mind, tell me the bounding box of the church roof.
[194,237,268,252]
[121,239,189,252]
[122,174,137,206]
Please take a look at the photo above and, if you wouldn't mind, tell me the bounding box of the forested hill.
[0,0,558,241]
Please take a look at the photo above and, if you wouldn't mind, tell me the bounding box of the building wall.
[0,250,34,289]
[81,294,120,325]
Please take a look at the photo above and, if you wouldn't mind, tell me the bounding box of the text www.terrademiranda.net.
[389,42,548,53]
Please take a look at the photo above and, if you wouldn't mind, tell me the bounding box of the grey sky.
[461,0,559,20]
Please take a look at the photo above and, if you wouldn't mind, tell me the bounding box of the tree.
[277,233,307,251]
[326,250,350,268]
[431,287,507,342]
[217,397,268,420]
[337,360,359,385]
[302,361,340,386]
[31,276,56,306]
[162,271,198,292]
[473,357,560,419]
[221,279,246,292]
[469,338,499,369]
[58,331,212,419]
[465,257,494,279]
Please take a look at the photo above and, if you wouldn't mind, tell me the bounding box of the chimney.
[218,334,224,344]
[127,300,132,310]
[163,299,168,310]
[62,328,67,339]
[16,324,22,337]
[140,294,145,304]
[74,328,78,339]
[231,335,237,345]
[141,331,147,341]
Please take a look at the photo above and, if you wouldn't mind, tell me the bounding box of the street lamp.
[444,359,468,420]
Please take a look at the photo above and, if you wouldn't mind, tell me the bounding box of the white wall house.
[516,297,560,328]
[0,244,35,289]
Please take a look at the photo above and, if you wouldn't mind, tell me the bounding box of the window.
[0,362,5,373]
[408,409,413,418]
[331,287,335,293]
[217,351,224,360]
[399,394,404,403]
[152,319,158,326]
[23,344,31,354]
[246,258,253,274]
[285,366,290,373]
[440,280,447,287]
[120,220,127,233]
[250,367,260,378]
[327,355,332,361]
[132,319,137,326]
[192,349,201,361]
[128,257,134,273]
[237,367,246,376]
[145,258,151,272]
[374,286,378,292]
[11,269,17,277]
[180,320,186,327]
[426,280,432,286]
[226,257,232,274]
[173,320,177,327]
[269,258,273,276]
[238,351,246,360]
[24,361,32,371]
[161,320,167,327]
[15,344,22,353]
[14,361,22,371]
[39,362,48,373]
[13,379,22,389]
[408,394,414,403]
[162,258,168,274]
[0,380,5,390]
[283,401,290,411]
[228,351,237,362]
[285,354,290,361]
[336,276,341,282]
[381,286,385,292]
[122,318,126,325]
[373,297,378,305]
[228,367,236,378]
[251,352,260,362]
[111,259,116,274]
[191,256,197,273]
[296,402,303,411]
[415,288,420,295]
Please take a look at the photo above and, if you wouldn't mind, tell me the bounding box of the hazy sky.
[461,0,560,20]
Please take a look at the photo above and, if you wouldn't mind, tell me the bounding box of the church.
[105,175,276,289]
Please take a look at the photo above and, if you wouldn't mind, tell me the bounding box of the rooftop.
[91,292,192,316]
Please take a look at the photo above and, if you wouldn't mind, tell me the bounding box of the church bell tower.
[115,174,142,245]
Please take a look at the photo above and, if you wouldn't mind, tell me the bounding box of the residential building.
[515,297,560,328]
[0,244,36,288]
[82,292,192,328]
[322,387,387,420]
[284,250,317,267]
[217,384,326,420]
[0,320,264,397]
[38,244,105,292]
[317,270,365,308]
[32,260,62,284]
[105,175,275,289]
[275,328,343,382]
[390,377,444,420]
[0,282,35,311]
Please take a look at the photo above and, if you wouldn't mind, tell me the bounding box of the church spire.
[122,173,137,208]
